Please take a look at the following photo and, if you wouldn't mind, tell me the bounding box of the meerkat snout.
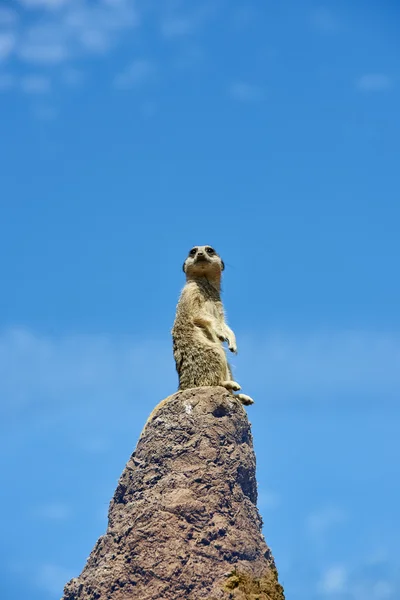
[183,245,225,276]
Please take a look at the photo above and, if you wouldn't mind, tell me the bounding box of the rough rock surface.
[62,387,284,600]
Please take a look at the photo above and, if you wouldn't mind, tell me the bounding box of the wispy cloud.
[356,74,393,92]
[36,563,74,596]
[33,502,72,521]
[0,1,216,107]
[306,506,347,540]
[229,81,263,102]
[19,0,69,8]
[0,329,173,421]
[140,100,157,118]
[0,73,15,90]
[0,7,18,26]
[230,6,257,30]
[18,34,70,65]
[1,0,138,73]
[114,59,155,89]
[370,581,395,599]
[160,7,214,39]
[2,328,400,424]
[161,16,197,38]
[61,67,84,87]
[258,490,281,510]
[318,561,398,599]
[20,74,51,94]
[0,73,53,95]
[33,105,58,120]
[310,7,339,33]
[79,435,110,454]
[237,331,400,403]
[0,32,15,60]
[318,565,348,594]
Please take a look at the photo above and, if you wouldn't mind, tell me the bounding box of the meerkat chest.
[204,298,223,321]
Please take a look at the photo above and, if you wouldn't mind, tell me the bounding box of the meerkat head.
[183,245,225,282]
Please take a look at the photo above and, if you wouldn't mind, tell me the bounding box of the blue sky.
[1,1,399,598]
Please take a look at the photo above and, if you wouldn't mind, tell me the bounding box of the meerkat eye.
[189,248,197,256]
[206,247,215,255]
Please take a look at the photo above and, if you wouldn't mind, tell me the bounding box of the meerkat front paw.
[218,336,237,354]
[221,380,241,392]
[236,393,254,406]
[224,328,237,354]
[228,340,238,354]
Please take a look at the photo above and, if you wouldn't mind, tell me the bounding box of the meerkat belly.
[193,320,220,345]
[173,327,229,389]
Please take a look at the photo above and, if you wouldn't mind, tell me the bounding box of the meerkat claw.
[221,380,241,392]
[236,394,254,406]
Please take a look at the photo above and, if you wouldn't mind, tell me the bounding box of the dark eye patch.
[189,248,197,256]
[206,247,215,255]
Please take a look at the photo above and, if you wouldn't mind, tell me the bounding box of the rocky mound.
[62,386,284,600]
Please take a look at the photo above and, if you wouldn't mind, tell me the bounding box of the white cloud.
[310,8,339,33]
[63,1,138,50]
[61,67,84,86]
[229,81,263,102]
[20,75,51,94]
[34,105,58,120]
[1,327,400,425]
[141,100,157,117]
[0,73,15,91]
[77,29,111,54]
[160,7,213,38]
[373,581,394,599]
[356,74,392,92]
[1,73,55,97]
[172,43,204,71]
[0,0,213,106]
[9,0,138,69]
[238,331,400,402]
[18,0,72,9]
[36,563,74,596]
[80,435,110,454]
[34,502,71,520]
[230,6,257,30]
[161,16,198,38]
[306,506,346,539]
[0,32,15,61]
[0,329,173,420]
[18,32,69,65]
[114,59,155,89]
[318,561,399,600]
[319,565,348,594]
[0,7,18,25]
[96,504,109,523]
[258,490,280,510]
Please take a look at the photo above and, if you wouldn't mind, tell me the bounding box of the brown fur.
[172,245,254,406]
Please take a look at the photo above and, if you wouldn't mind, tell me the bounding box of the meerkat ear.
[182,261,186,273]
[221,260,225,271]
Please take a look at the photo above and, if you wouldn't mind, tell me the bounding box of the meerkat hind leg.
[221,380,241,392]
[236,393,254,406]
[222,363,241,392]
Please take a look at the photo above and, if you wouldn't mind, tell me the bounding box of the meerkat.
[172,245,254,406]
